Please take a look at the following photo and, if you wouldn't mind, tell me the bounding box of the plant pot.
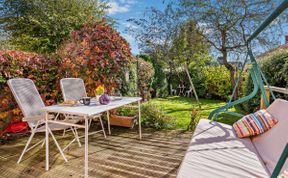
[110,115,136,128]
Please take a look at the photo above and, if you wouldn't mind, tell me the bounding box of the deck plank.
[0,127,192,178]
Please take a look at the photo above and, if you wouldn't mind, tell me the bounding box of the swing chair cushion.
[177,119,270,178]
[177,99,288,178]
[233,109,278,138]
[252,99,288,175]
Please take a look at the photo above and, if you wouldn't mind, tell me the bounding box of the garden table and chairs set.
[171,84,193,97]
[8,77,142,178]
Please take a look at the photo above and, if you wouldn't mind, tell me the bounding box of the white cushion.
[252,99,288,174]
[177,119,269,178]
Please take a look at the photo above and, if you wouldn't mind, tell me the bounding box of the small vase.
[95,95,101,103]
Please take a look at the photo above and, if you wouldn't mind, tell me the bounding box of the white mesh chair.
[185,87,193,97]
[8,78,81,163]
[170,84,177,95]
[60,78,106,138]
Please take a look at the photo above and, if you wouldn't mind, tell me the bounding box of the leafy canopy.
[0,0,107,53]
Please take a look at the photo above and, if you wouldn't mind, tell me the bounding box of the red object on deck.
[3,121,29,134]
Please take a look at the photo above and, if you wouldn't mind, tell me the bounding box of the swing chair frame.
[208,0,288,120]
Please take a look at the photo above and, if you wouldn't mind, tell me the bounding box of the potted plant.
[109,107,137,128]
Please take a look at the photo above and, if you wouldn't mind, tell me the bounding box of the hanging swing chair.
[177,1,288,178]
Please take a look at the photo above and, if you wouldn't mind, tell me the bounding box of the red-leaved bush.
[0,50,60,131]
[58,19,132,94]
[0,19,132,131]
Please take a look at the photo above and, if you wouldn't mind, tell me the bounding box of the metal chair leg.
[17,129,36,164]
[62,129,66,137]
[71,127,81,147]
[41,139,45,148]
[99,117,106,138]
[88,118,92,130]
[48,128,68,162]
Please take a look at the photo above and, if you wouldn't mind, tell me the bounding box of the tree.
[179,0,283,99]
[0,0,107,53]
[170,20,210,103]
[128,3,210,104]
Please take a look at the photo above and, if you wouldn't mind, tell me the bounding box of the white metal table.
[42,97,142,178]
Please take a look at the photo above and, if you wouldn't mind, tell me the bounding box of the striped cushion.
[233,109,278,138]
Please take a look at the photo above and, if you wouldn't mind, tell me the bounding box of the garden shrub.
[0,50,60,131]
[137,58,155,100]
[57,19,132,96]
[0,19,133,132]
[168,69,206,98]
[120,60,138,96]
[202,66,232,100]
[138,54,168,98]
[243,49,288,112]
[141,103,175,129]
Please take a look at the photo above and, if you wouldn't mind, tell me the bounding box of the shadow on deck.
[0,126,192,178]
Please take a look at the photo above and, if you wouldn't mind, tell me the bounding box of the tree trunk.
[222,50,238,100]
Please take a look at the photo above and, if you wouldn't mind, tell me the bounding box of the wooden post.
[260,87,270,109]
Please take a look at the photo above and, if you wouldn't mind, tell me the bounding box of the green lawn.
[148,96,247,129]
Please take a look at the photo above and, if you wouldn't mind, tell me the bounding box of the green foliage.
[141,103,175,129]
[169,65,231,100]
[137,58,155,100]
[0,0,107,53]
[243,49,288,112]
[170,20,208,65]
[138,54,168,98]
[202,66,232,100]
[120,61,138,96]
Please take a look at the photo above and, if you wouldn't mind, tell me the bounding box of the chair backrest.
[60,78,87,101]
[7,78,45,127]
[252,99,288,174]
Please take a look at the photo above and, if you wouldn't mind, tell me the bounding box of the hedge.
[0,51,60,131]
[243,49,288,112]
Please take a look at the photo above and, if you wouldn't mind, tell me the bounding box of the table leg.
[84,116,89,178]
[107,111,111,135]
[138,100,142,140]
[45,112,49,171]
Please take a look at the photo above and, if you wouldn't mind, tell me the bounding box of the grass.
[148,96,247,129]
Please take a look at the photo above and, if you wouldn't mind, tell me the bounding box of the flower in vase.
[95,85,105,96]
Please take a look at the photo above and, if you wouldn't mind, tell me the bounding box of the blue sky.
[106,0,288,56]
[106,0,166,55]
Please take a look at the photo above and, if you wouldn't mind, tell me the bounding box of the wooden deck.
[0,126,192,178]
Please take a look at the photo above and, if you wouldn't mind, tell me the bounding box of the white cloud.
[107,0,137,15]
[122,21,139,29]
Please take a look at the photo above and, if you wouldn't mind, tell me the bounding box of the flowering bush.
[0,19,132,132]
[57,19,132,96]
[0,50,60,131]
